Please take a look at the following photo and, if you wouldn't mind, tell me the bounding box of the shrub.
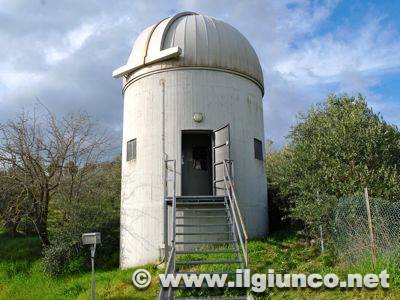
[43,159,120,276]
[43,242,81,276]
[43,199,119,276]
[266,94,400,237]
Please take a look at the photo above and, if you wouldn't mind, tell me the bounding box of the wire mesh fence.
[332,191,400,264]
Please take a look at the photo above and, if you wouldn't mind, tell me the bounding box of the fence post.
[317,191,324,253]
[319,225,325,253]
[364,187,377,264]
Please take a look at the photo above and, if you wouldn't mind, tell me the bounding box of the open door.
[181,131,213,196]
[213,124,230,195]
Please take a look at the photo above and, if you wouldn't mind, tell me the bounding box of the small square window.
[127,139,136,161]
[254,138,263,160]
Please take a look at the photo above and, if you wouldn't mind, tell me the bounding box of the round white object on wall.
[193,112,203,123]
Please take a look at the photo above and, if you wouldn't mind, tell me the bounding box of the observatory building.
[113,12,268,268]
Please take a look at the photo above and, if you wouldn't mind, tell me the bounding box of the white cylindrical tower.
[113,12,268,268]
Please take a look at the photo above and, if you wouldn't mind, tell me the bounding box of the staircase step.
[174,296,247,300]
[175,271,239,275]
[176,259,241,266]
[176,249,238,254]
[177,212,227,216]
[176,216,228,219]
[176,202,225,206]
[174,283,234,289]
[176,223,232,227]
[175,297,248,300]
[176,232,231,236]
[176,212,228,219]
[177,195,225,201]
[174,284,234,289]
[177,208,227,211]
[176,240,236,245]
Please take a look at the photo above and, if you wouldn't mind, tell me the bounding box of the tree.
[267,94,400,234]
[0,106,109,245]
[0,168,26,236]
[44,158,121,276]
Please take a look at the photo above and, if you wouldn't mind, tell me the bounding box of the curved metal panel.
[113,12,264,93]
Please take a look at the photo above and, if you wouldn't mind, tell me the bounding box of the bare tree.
[0,106,109,245]
[0,169,27,236]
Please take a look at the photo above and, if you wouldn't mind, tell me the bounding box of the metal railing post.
[158,159,177,300]
[222,159,249,267]
[163,160,168,260]
[172,160,177,270]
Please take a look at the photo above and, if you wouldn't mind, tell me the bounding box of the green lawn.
[247,231,399,299]
[0,234,159,299]
[0,231,398,299]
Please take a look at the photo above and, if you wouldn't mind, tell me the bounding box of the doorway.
[181,131,213,195]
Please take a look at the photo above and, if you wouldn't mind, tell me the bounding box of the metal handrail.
[158,159,177,300]
[158,248,175,300]
[222,160,249,266]
[171,160,177,251]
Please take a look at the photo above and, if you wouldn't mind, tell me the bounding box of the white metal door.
[213,124,230,195]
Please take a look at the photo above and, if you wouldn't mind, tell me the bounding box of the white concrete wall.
[120,69,267,268]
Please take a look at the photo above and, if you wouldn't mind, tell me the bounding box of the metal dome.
[113,12,264,93]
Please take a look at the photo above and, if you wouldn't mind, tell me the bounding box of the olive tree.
[267,94,400,234]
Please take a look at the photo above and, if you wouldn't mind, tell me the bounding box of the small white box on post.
[82,232,101,245]
[82,232,101,300]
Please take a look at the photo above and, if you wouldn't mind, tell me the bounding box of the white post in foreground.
[82,232,101,300]
[319,225,325,253]
[364,188,376,264]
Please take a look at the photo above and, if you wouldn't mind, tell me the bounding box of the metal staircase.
[159,160,249,300]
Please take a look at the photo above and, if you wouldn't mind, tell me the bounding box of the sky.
[0,0,399,151]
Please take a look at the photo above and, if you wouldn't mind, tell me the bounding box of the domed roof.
[113,12,264,93]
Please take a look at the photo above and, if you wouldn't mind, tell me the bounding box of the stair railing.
[158,247,175,300]
[158,159,177,300]
[222,159,249,267]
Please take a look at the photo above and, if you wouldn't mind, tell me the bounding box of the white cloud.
[0,0,399,148]
[45,23,96,64]
[0,70,43,92]
[274,17,400,86]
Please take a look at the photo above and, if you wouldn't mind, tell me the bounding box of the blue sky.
[0,0,399,148]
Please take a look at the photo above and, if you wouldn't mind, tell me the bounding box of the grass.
[0,234,160,299]
[247,231,400,299]
[0,231,399,299]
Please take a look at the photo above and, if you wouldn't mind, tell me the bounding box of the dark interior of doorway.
[181,131,213,196]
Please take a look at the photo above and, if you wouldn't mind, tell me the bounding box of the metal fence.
[332,190,400,264]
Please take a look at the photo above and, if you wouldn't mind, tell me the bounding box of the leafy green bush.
[43,159,120,276]
[266,94,400,237]
[43,242,81,276]
[43,200,119,276]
